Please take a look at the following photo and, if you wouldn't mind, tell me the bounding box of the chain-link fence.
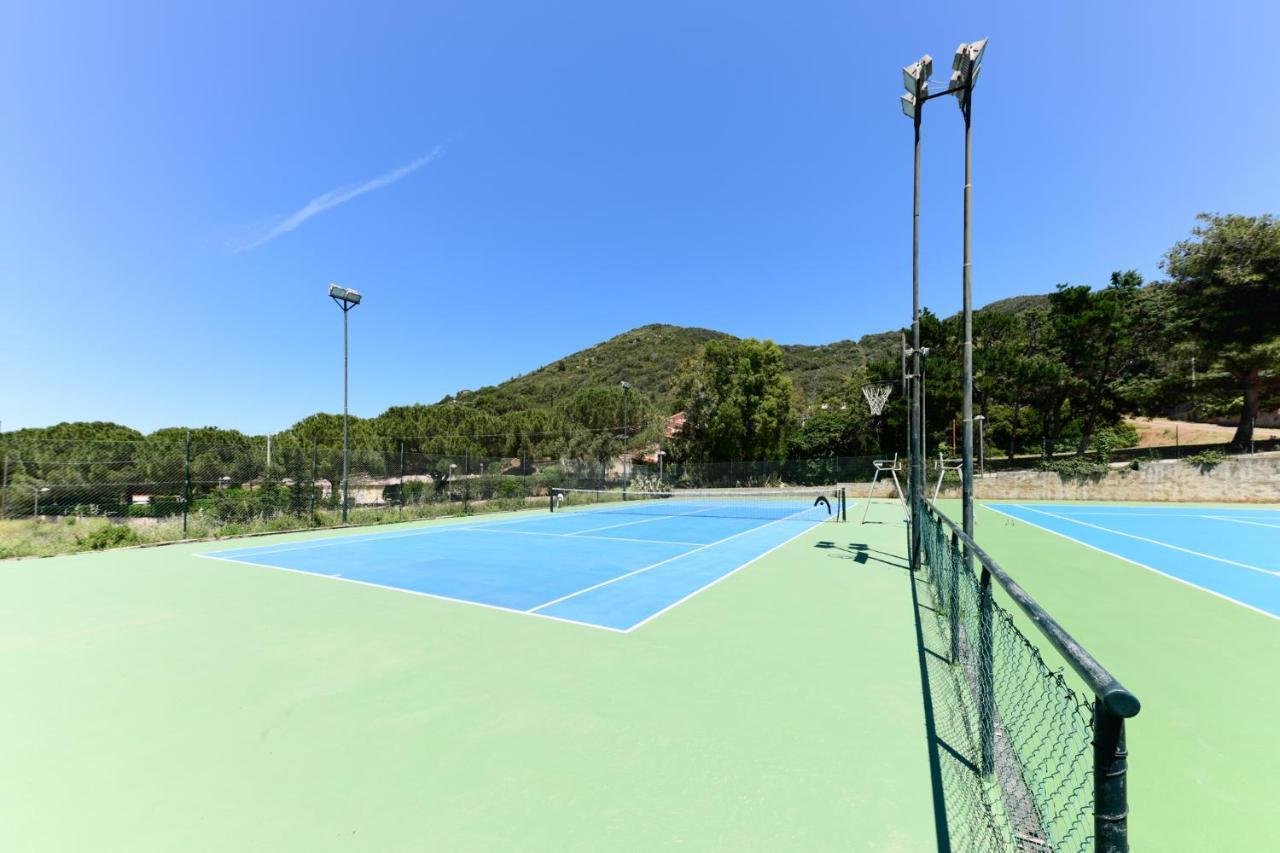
[0,437,881,557]
[918,499,1139,852]
[629,455,880,488]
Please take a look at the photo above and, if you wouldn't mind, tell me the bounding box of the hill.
[454,292,1050,414]
[454,325,730,414]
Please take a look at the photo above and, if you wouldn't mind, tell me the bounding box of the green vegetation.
[1162,213,1280,449]
[672,338,797,462]
[2,210,1275,543]
[1035,458,1112,479]
[1183,449,1229,468]
[0,494,547,560]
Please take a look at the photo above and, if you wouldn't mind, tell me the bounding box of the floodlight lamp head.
[900,93,917,119]
[901,55,932,95]
[329,284,362,305]
[620,381,631,390]
[951,38,987,77]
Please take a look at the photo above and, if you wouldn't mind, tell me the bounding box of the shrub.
[1037,458,1110,479]
[80,524,140,550]
[1184,449,1228,469]
[497,477,527,499]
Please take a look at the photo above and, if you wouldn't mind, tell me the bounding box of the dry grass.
[1125,417,1280,449]
[0,496,546,560]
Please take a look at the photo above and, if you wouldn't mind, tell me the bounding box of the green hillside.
[454,324,878,412]
[458,293,1051,413]
[454,325,730,413]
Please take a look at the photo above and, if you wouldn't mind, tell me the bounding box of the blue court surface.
[199,495,840,632]
[984,503,1280,619]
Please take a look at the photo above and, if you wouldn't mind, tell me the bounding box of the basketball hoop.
[861,382,894,417]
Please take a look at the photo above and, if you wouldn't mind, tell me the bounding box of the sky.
[3,0,1277,435]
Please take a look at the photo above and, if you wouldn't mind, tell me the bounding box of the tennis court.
[985,503,1280,618]
[199,488,845,632]
[0,489,938,852]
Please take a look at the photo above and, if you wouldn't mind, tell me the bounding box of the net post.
[948,529,961,663]
[182,430,191,539]
[977,565,995,776]
[1094,705,1130,852]
[840,487,846,522]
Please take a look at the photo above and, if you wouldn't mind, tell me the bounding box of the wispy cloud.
[232,145,444,251]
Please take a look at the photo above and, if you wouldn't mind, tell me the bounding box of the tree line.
[669,213,1278,463]
[4,213,1276,472]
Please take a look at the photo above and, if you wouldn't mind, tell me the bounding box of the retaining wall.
[851,455,1280,503]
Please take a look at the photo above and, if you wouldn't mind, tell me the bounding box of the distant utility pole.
[1190,356,1197,421]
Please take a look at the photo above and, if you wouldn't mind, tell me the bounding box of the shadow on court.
[813,541,911,572]
[908,561,1012,852]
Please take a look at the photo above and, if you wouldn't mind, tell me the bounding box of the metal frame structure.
[899,40,1139,851]
[860,453,907,524]
[899,39,986,565]
[931,451,963,501]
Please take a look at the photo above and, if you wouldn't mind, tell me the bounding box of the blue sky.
[3,0,1276,434]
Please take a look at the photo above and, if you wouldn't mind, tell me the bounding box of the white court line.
[1009,505,1279,577]
[1205,515,1280,530]
[202,510,560,558]
[462,527,705,547]
[623,517,826,633]
[982,505,1280,622]
[528,507,820,614]
[1050,511,1270,519]
[193,553,627,633]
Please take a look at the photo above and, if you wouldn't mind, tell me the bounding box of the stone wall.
[850,454,1280,503]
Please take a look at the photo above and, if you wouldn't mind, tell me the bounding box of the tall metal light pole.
[974,413,986,473]
[620,381,631,491]
[329,284,362,523]
[950,38,987,546]
[901,55,932,571]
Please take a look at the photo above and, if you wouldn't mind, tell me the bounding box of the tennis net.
[550,486,845,522]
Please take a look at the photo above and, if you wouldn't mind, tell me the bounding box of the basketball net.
[861,382,893,417]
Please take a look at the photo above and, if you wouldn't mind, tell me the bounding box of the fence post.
[948,529,961,663]
[182,430,191,538]
[309,437,318,519]
[1094,707,1130,852]
[977,566,995,776]
[398,441,405,518]
[463,449,470,512]
[1,455,9,520]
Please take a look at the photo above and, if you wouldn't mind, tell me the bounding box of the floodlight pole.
[329,285,362,523]
[620,381,631,492]
[910,110,924,572]
[342,305,350,521]
[960,70,976,551]
[901,56,932,573]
